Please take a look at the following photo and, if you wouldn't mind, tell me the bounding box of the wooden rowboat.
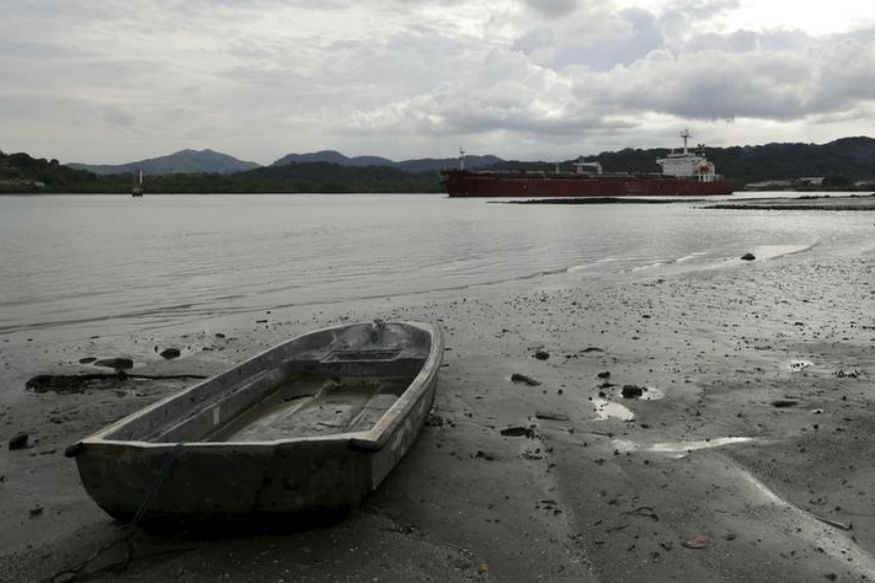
[66,320,442,524]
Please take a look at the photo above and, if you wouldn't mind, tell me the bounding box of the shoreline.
[2,240,875,581]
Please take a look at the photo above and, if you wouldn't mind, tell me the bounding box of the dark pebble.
[621,385,645,399]
[510,373,541,386]
[535,410,570,422]
[93,357,134,370]
[741,253,756,261]
[534,350,550,361]
[159,347,181,360]
[500,426,535,438]
[8,432,29,450]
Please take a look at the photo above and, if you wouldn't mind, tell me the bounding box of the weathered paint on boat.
[67,321,442,524]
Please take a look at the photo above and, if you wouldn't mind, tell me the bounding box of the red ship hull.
[441,171,734,197]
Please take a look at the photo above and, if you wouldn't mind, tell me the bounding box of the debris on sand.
[510,373,541,386]
[740,253,756,261]
[78,357,96,364]
[835,368,861,378]
[770,400,799,408]
[621,384,645,399]
[535,410,570,422]
[159,347,181,360]
[682,534,712,549]
[8,432,29,450]
[25,372,206,394]
[789,360,813,372]
[93,357,134,370]
[500,426,536,438]
[533,350,550,361]
[597,371,611,379]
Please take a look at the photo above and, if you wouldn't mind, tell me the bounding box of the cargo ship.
[441,131,734,197]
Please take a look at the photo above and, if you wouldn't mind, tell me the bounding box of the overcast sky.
[2,0,874,164]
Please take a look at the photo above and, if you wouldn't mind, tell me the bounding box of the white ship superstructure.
[656,129,719,183]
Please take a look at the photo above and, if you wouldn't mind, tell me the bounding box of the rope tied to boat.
[132,441,186,526]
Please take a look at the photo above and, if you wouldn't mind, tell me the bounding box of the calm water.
[0,193,871,339]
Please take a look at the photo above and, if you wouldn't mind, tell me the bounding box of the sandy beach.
[2,219,874,582]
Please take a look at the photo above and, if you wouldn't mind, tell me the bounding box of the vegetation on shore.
[2,136,874,193]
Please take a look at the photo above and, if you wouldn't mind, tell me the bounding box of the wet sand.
[707,193,875,210]
[2,241,874,582]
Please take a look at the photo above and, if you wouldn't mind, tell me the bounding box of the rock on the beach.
[621,384,646,399]
[8,432,29,450]
[535,410,570,421]
[741,252,756,261]
[500,426,536,438]
[159,347,181,360]
[93,357,134,370]
[533,350,550,360]
[510,373,541,386]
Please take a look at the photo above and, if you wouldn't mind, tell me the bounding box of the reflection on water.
[0,193,870,336]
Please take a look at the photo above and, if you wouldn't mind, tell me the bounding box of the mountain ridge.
[271,150,503,172]
[68,149,260,175]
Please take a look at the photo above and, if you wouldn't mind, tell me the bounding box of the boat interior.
[101,322,432,444]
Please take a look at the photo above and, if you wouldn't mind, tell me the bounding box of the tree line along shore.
[2,135,875,194]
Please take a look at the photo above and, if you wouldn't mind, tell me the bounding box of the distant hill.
[68,149,260,175]
[6,136,874,193]
[271,150,503,172]
[227,162,443,193]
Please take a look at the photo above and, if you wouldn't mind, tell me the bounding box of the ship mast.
[680,129,690,155]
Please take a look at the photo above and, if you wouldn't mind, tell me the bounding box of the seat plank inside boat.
[208,375,411,442]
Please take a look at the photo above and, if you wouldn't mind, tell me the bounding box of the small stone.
[8,432,29,450]
[740,253,756,261]
[93,357,134,370]
[682,534,711,549]
[621,385,645,399]
[510,373,541,386]
[597,371,611,379]
[29,505,43,517]
[535,410,570,421]
[533,350,550,361]
[159,347,181,360]
[500,426,535,438]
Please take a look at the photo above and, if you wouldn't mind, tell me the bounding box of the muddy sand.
[1,241,874,582]
[706,193,875,210]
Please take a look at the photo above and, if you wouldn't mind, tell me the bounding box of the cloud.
[524,0,580,17]
[1,0,874,163]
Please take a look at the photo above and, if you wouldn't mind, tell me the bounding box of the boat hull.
[441,170,734,197]
[69,321,442,525]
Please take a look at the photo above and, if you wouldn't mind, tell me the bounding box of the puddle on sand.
[592,398,635,421]
[613,436,756,458]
